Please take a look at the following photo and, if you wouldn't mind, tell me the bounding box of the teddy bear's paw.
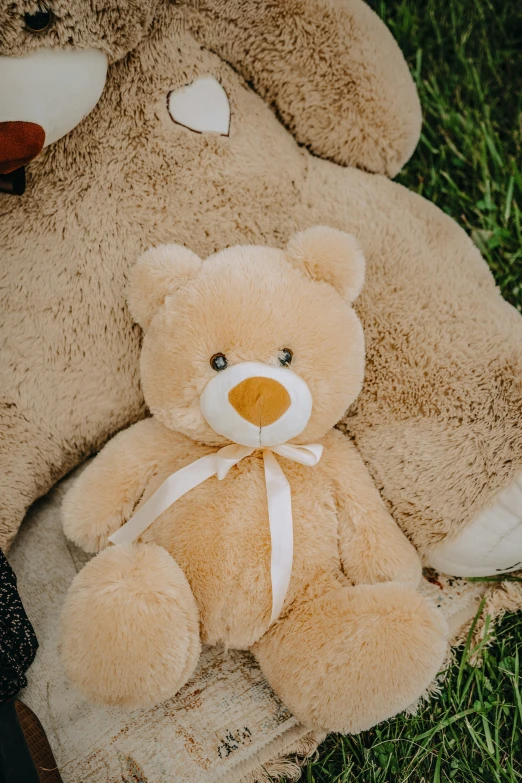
[254,582,448,734]
[349,540,423,589]
[61,483,128,554]
[59,543,201,708]
[383,549,423,588]
[63,511,123,553]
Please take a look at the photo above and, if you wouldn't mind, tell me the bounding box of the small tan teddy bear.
[60,227,448,734]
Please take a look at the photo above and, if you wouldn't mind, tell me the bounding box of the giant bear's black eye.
[210,353,227,371]
[279,349,293,366]
[24,6,54,33]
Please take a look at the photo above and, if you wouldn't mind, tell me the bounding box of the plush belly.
[182,508,274,649]
[427,472,522,576]
[146,462,278,648]
[143,452,338,648]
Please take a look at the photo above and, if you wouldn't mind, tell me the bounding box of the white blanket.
[8,467,485,783]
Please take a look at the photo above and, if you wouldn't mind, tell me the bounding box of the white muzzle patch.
[200,361,313,447]
[0,47,108,150]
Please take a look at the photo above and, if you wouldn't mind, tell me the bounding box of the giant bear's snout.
[0,48,108,181]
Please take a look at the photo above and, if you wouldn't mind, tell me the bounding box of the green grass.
[301,1,522,780]
[389,0,522,309]
[304,605,522,783]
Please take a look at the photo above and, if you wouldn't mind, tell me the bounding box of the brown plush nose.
[0,121,45,174]
[228,377,291,427]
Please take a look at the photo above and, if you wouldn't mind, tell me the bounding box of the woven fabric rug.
[8,467,488,783]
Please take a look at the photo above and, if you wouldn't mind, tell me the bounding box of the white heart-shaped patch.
[167,76,230,135]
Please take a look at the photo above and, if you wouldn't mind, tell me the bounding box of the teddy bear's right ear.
[286,226,365,304]
[127,244,202,331]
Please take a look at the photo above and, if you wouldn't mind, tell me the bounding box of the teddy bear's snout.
[200,361,313,447]
[228,377,291,427]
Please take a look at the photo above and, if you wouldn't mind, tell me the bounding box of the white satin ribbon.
[108,442,323,625]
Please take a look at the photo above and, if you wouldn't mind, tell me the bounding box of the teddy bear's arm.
[325,432,422,587]
[179,0,421,176]
[62,418,180,554]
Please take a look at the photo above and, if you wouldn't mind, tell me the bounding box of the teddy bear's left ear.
[286,226,365,303]
[127,244,202,331]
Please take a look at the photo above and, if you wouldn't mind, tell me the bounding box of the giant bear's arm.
[324,430,422,586]
[180,0,421,176]
[61,418,187,554]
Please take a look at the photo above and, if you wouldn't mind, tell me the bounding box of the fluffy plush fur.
[60,230,448,732]
[1,0,522,583]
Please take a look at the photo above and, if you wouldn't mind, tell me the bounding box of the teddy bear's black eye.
[279,349,293,367]
[210,353,228,371]
[24,5,54,33]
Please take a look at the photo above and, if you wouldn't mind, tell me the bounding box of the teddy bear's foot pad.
[59,543,201,707]
[254,581,448,734]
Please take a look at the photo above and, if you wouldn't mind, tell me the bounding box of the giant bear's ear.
[127,244,202,330]
[286,226,365,303]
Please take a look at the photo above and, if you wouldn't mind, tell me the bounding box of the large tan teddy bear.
[59,228,449,733]
[1,0,522,580]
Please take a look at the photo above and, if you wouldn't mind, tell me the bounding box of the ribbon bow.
[109,442,323,625]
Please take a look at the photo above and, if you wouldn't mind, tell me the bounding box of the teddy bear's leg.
[253,582,448,734]
[60,543,201,708]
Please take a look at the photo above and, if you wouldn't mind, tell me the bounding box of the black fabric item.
[0,700,40,783]
[0,699,63,783]
[0,551,38,703]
